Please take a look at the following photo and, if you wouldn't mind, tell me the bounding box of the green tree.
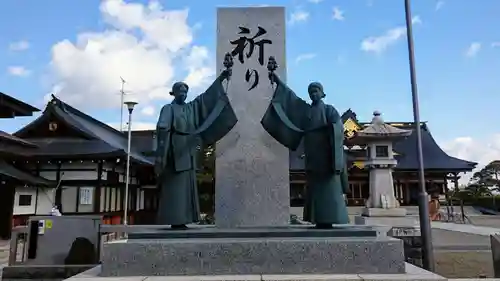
[464,161,500,210]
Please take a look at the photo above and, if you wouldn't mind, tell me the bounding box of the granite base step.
[65,263,447,280]
[101,236,405,276]
[125,225,379,239]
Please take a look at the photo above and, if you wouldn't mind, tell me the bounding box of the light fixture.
[124,101,138,113]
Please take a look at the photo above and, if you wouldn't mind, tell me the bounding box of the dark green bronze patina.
[155,59,236,228]
[261,56,349,228]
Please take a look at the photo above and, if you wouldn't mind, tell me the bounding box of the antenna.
[118,77,130,132]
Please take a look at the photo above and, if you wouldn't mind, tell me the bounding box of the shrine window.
[18,194,32,206]
[375,146,389,158]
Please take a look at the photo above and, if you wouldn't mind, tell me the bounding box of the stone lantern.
[351,111,412,218]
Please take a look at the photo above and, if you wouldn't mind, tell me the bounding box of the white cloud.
[7,66,31,77]
[141,105,155,116]
[435,1,445,11]
[360,16,421,54]
[491,42,500,48]
[288,8,309,25]
[332,7,345,21]
[183,46,215,90]
[308,0,323,3]
[9,40,30,51]
[46,0,214,110]
[295,53,317,63]
[108,121,156,131]
[465,42,481,57]
[442,134,500,184]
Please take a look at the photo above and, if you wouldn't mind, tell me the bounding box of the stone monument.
[215,6,289,227]
[353,111,416,226]
[94,8,445,280]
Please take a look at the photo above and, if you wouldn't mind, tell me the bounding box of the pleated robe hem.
[303,173,350,225]
[156,169,201,226]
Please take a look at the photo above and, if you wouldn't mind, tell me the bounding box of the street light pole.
[404,0,435,271]
[123,101,137,226]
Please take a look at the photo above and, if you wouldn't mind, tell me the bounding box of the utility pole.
[404,0,435,271]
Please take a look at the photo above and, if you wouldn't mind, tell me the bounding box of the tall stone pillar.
[215,7,290,227]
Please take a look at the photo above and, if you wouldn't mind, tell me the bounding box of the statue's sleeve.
[155,104,172,169]
[260,74,309,150]
[189,74,238,146]
[327,105,345,173]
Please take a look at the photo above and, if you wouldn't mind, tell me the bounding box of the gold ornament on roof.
[48,122,58,131]
[343,118,361,139]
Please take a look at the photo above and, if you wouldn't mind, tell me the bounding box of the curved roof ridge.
[421,125,476,166]
[394,125,477,171]
[50,95,125,138]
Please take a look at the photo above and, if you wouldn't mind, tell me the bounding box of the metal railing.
[437,211,472,224]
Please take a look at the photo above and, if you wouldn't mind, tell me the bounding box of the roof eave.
[0,92,40,116]
[394,167,476,172]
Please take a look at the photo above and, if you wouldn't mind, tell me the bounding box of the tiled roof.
[14,96,152,165]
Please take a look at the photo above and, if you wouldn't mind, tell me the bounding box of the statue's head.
[308,82,325,103]
[170,82,189,103]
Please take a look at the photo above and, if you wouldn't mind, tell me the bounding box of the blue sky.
[1,0,499,170]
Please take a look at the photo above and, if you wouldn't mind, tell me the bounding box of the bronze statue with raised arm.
[261,56,349,228]
[155,54,237,229]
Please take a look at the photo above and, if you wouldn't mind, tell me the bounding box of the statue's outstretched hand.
[267,56,278,85]
[221,69,232,81]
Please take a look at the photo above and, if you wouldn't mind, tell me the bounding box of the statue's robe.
[261,75,349,224]
[155,74,237,225]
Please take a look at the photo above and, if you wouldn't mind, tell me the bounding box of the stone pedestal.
[362,157,408,221]
[355,215,419,227]
[362,207,408,217]
[100,229,405,276]
[365,159,402,210]
[215,7,289,227]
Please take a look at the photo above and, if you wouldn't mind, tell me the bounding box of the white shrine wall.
[12,161,146,217]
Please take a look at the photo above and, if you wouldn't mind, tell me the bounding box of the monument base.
[99,226,405,276]
[101,237,404,276]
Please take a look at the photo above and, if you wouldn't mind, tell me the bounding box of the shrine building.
[0,95,476,235]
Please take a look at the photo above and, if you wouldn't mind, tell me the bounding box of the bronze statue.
[261,56,349,228]
[155,54,237,229]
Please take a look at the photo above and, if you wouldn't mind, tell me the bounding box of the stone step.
[64,263,447,281]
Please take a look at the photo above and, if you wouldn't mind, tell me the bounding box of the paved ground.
[432,228,491,250]
[0,240,9,265]
[429,228,493,278]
